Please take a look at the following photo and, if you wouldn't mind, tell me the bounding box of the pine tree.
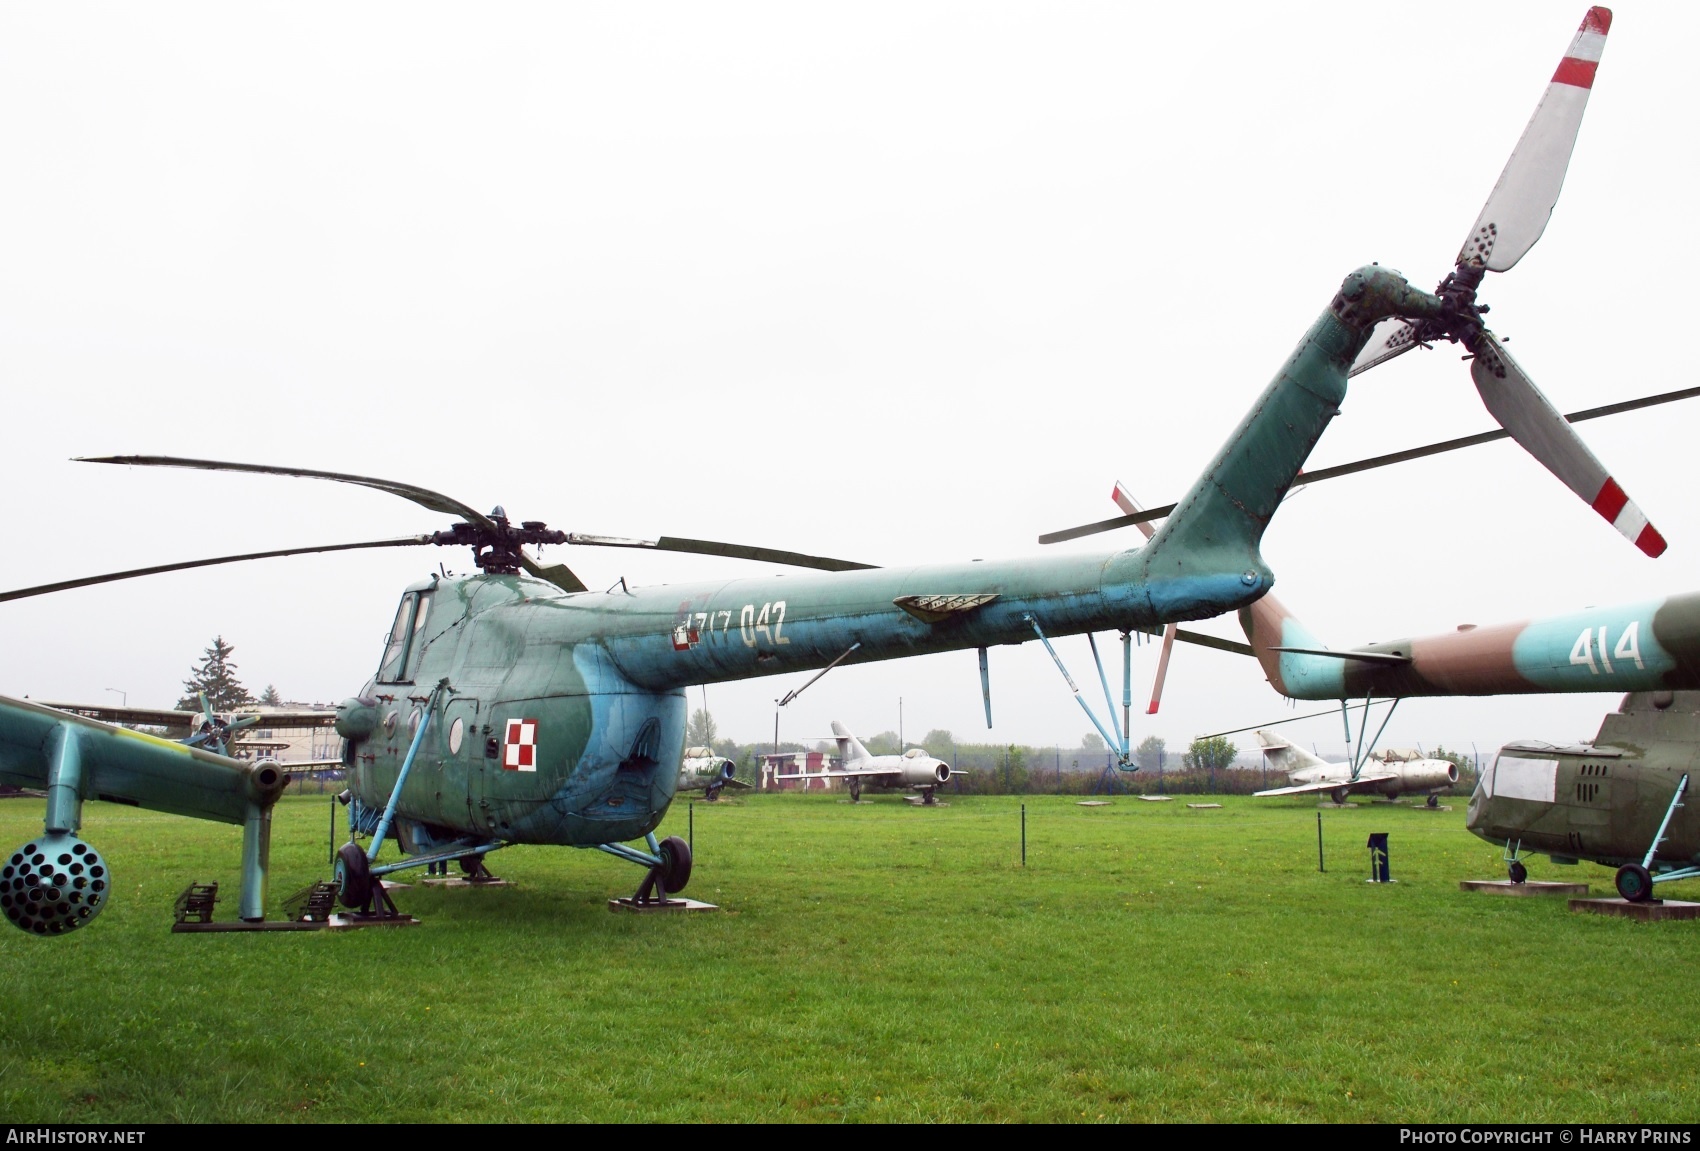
[259,684,282,707]
[176,636,257,712]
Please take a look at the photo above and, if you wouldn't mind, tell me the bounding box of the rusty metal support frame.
[1023,614,1132,768]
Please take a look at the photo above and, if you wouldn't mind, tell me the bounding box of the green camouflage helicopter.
[0,5,1661,936]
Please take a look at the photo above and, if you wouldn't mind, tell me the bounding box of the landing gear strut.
[848,779,862,803]
[627,835,692,907]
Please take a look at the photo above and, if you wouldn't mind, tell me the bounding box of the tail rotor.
[1346,7,1663,555]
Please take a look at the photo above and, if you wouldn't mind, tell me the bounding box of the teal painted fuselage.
[344,270,1404,853]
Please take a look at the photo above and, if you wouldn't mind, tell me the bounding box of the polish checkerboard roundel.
[503,718,538,771]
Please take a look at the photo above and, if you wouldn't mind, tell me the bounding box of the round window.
[407,710,421,738]
[449,717,464,755]
[382,711,397,736]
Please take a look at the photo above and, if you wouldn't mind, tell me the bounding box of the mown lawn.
[0,792,1694,1123]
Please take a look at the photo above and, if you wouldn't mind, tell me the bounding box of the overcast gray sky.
[2,2,1696,762]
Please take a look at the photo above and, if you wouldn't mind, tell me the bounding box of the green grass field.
[0,791,1695,1123]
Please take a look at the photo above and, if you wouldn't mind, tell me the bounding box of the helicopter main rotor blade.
[1039,384,1700,546]
[1470,332,1665,556]
[565,534,877,572]
[77,455,592,593]
[0,537,434,603]
[1460,7,1610,272]
[77,456,500,532]
[76,456,856,583]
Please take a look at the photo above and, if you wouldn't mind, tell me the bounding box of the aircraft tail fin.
[1255,729,1328,776]
[830,720,871,767]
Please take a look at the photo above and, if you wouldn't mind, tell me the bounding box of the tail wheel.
[1615,863,1654,903]
[1507,860,1528,884]
[657,835,692,895]
[334,842,372,908]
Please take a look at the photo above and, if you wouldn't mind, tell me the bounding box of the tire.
[1331,788,1348,806]
[657,835,692,895]
[1615,863,1654,903]
[333,843,372,908]
[1508,860,1528,884]
[457,855,483,876]
[849,780,862,803]
[1427,795,1439,809]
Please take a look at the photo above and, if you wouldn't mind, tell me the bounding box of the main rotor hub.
[429,516,568,575]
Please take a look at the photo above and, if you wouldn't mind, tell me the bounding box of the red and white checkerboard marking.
[503,718,538,772]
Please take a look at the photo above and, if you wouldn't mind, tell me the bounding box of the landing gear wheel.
[1507,860,1528,884]
[657,835,692,895]
[849,779,862,803]
[1615,863,1654,903]
[333,843,372,909]
[1427,794,1440,809]
[1331,788,1349,805]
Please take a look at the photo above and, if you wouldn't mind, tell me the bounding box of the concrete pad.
[420,876,512,888]
[1318,802,1358,808]
[1136,796,1172,802]
[608,898,718,913]
[1076,800,1111,807]
[1569,897,1700,921]
[1461,880,1589,896]
[1185,803,1223,809]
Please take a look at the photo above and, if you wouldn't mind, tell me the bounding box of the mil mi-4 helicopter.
[0,6,1667,937]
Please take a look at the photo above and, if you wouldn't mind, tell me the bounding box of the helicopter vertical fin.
[1125,311,1354,619]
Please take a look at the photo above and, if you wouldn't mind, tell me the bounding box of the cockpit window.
[378,593,418,683]
[403,591,434,679]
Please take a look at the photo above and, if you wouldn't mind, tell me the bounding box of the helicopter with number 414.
[0,5,1669,937]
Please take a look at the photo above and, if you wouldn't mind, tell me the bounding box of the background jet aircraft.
[676,747,748,801]
[1251,730,1458,805]
[778,722,957,803]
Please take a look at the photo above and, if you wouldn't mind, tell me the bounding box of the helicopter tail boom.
[1123,267,1441,623]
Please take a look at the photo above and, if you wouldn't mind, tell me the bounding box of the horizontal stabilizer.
[1254,772,1398,798]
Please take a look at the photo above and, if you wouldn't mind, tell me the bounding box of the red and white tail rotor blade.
[1112,480,1179,713]
[1146,626,1176,715]
[1471,331,1665,557]
[1459,7,1611,272]
[1349,318,1421,378]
